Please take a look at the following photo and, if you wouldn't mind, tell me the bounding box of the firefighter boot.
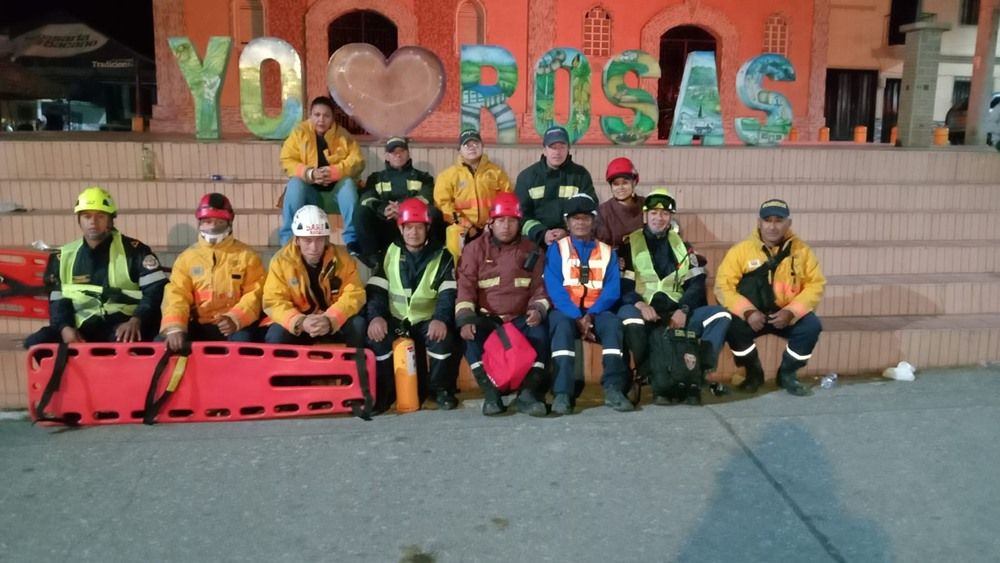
[737,351,765,393]
[471,365,505,416]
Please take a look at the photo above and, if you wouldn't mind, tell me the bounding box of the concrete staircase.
[2,134,999,408]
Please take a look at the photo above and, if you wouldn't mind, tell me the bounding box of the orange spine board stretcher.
[27,342,376,425]
[0,249,50,319]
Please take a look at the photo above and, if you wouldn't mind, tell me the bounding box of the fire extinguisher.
[393,336,420,412]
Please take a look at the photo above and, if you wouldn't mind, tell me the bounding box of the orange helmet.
[195,193,234,222]
[397,198,431,226]
[489,192,522,219]
[606,157,638,183]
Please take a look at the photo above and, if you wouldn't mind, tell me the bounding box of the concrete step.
[3,313,999,409]
[674,211,1000,242]
[6,178,1000,213]
[696,240,1000,276]
[4,137,1000,185]
[3,180,286,212]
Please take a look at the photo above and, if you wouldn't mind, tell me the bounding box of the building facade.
[151,0,836,143]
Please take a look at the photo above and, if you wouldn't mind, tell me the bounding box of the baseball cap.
[759,199,791,219]
[543,126,570,147]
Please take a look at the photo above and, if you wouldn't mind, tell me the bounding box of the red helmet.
[397,198,431,226]
[195,193,234,222]
[489,192,522,219]
[606,157,639,184]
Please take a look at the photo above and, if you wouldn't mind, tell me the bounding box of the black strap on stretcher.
[32,341,78,426]
[350,348,374,421]
[143,342,192,425]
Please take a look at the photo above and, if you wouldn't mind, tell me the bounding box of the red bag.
[482,321,537,393]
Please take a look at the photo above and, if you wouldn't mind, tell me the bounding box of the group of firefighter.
[25,96,826,417]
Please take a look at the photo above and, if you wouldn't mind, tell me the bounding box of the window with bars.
[456,1,484,50]
[583,6,611,58]
[960,0,980,26]
[763,14,789,56]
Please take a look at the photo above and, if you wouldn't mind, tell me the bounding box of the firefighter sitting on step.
[434,129,513,262]
[366,198,459,413]
[617,189,732,405]
[545,193,632,415]
[262,204,367,347]
[456,192,550,417]
[159,193,265,351]
[25,187,167,348]
[356,136,442,266]
[715,199,826,397]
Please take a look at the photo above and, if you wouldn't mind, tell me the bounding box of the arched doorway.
[657,25,716,140]
[327,10,398,134]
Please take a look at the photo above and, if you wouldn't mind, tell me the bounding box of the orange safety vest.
[557,237,612,310]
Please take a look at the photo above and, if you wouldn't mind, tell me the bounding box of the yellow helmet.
[74,186,118,215]
[643,188,676,213]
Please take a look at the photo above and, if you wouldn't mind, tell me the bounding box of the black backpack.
[647,328,714,397]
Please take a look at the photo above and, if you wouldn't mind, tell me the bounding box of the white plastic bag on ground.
[882,361,916,381]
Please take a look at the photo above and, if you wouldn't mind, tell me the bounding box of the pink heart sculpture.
[326,44,446,138]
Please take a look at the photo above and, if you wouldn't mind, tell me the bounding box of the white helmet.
[291,205,330,237]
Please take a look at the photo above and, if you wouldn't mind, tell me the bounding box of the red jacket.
[455,231,549,323]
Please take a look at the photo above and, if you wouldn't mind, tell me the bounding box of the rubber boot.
[737,351,765,393]
[471,365,505,416]
[776,356,813,397]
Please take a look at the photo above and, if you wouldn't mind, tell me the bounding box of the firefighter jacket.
[455,231,549,324]
[714,228,826,322]
[160,236,265,333]
[47,231,167,330]
[544,235,619,320]
[279,120,365,183]
[361,159,435,216]
[514,155,597,245]
[366,241,456,325]
[263,241,366,334]
[434,153,513,230]
[620,227,707,318]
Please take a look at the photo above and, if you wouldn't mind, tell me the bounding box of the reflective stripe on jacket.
[557,236,611,310]
[160,236,265,332]
[60,232,140,326]
[279,120,364,181]
[385,244,444,324]
[714,228,826,322]
[433,153,512,229]
[627,229,690,304]
[263,241,365,333]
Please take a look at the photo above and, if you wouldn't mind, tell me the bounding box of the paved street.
[2,367,999,562]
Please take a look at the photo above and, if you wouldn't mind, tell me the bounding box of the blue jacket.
[544,236,620,319]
